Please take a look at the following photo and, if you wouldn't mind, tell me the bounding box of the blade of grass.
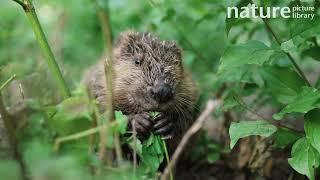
[0,74,16,92]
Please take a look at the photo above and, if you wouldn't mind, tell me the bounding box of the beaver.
[84,31,198,151]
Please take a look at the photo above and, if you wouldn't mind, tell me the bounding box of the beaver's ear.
[113,31,142,57]
[172,41,182,60]
[114,31,137,48]
[166,41,182,62]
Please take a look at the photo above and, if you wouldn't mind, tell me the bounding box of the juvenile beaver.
[84,31,197,150]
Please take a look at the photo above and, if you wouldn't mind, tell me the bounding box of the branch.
[161,99,221,180]
[0,74,16,92]
[12,0,71,98]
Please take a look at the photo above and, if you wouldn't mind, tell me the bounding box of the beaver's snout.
[149,83,173,103]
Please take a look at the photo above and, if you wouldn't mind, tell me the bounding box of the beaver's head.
[112,31,184,113]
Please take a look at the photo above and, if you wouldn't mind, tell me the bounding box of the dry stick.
[11,0,71,98]
[161,99,221,180]
[92,0,123,163]
[0,94,27,180]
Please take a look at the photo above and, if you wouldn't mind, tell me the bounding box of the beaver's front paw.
[153,113,174,140]
[128,112,154,139]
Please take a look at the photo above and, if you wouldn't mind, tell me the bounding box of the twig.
[0,74,16,92]
[161,99,221,180]
[53,125,106,152]
[11,0,71,98]
[92,0,123,163]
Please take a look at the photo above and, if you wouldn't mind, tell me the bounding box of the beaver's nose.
[150,83,173,103]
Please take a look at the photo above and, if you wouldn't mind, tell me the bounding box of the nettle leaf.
[140,134,164,174]
[289,15,320,39]
[305,109,320,155]
[273,87,320,120]
[225,0,251,35]
[218,41,276,73]
[222,94,239,111]
[261,66,306,104]
[229,120,277,149]
[114,111,128,135]
[48,97,92,136]
[272,128,302,149]
[288,137,320,180]
[302,46,320,61]
[127,138,143,156]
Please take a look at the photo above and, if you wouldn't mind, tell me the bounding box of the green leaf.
[149,111,160,118]
[0,161,22,180]
[272,128,302,149]
[229,120,277,149]
[222,93,239,111]
[288,137,320,180]
[225,0,251,35]
[127,138,143,156]
[261,66,306,104]
[161,8,175,22]
[302,46,320,61]
[273,87,320,120]
[281,39,297,53]
[218,41,276,73]
[140,134,164,174]
[289,15,320,39]
[114,111,128,135]
[207,152,220,163]
[305,109,320,155]
[48,97,92,136]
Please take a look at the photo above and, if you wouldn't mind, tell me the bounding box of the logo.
[227,3,315,20]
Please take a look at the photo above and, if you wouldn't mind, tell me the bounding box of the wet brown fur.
[83,31,198,151]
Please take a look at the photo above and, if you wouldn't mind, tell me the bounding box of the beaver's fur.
[83,31,198,152]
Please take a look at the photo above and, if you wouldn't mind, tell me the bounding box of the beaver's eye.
[134,58,141,66]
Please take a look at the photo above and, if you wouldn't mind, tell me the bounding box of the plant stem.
[0,74,16,92]
[257,12,311,87]
[233,93,304,134]
[161,139,173,180]
[12,0,71,98]
[92,0,123,163]
[53,125,106,152]
[12,0,26,9]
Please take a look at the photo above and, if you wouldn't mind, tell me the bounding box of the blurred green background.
[0,0,228,105]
